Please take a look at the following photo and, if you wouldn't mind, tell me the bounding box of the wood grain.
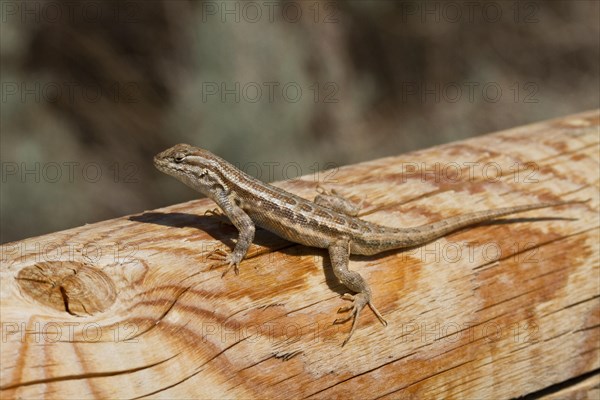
[1,110,599,399]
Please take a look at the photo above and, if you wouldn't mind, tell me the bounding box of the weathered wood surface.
[1,110,599,399]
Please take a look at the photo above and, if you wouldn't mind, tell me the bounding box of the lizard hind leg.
[329,240,387,346]
[315,185,364,217]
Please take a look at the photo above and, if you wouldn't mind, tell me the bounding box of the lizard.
[154,143,586,346]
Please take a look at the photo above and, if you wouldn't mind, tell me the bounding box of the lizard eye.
[174,154,186,163]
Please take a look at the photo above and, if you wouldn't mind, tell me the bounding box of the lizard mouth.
[153,155,172,174]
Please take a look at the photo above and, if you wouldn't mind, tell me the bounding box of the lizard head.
[154,143,230,197]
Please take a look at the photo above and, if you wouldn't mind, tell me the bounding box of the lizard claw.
[206,248,241,276]
[204,207,222,217]
[221,253,240,277]
[333,293,387,346]
[340,293,354,301]
[315,184,330,195]
[206,247,228,262]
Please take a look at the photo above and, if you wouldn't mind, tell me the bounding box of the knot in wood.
[16,261,116,316]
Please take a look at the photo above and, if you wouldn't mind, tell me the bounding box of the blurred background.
[1,0,599,243]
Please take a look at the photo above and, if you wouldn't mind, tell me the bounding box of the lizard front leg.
[329,240,387,346]
[208,191,255,276]
[315,186,364,217]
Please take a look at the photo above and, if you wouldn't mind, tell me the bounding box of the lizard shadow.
[130,211,282,250]
[130,211,348,293]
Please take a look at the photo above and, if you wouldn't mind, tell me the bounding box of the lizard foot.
[333,293,387,346]
[315,185,365,217]
[206,248,241,276]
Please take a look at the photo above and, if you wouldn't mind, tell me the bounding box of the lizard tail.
[393,199,589,248]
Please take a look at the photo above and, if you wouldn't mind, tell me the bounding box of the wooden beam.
[1,110,598,399]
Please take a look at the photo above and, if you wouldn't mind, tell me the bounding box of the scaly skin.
[154,143,586,346]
